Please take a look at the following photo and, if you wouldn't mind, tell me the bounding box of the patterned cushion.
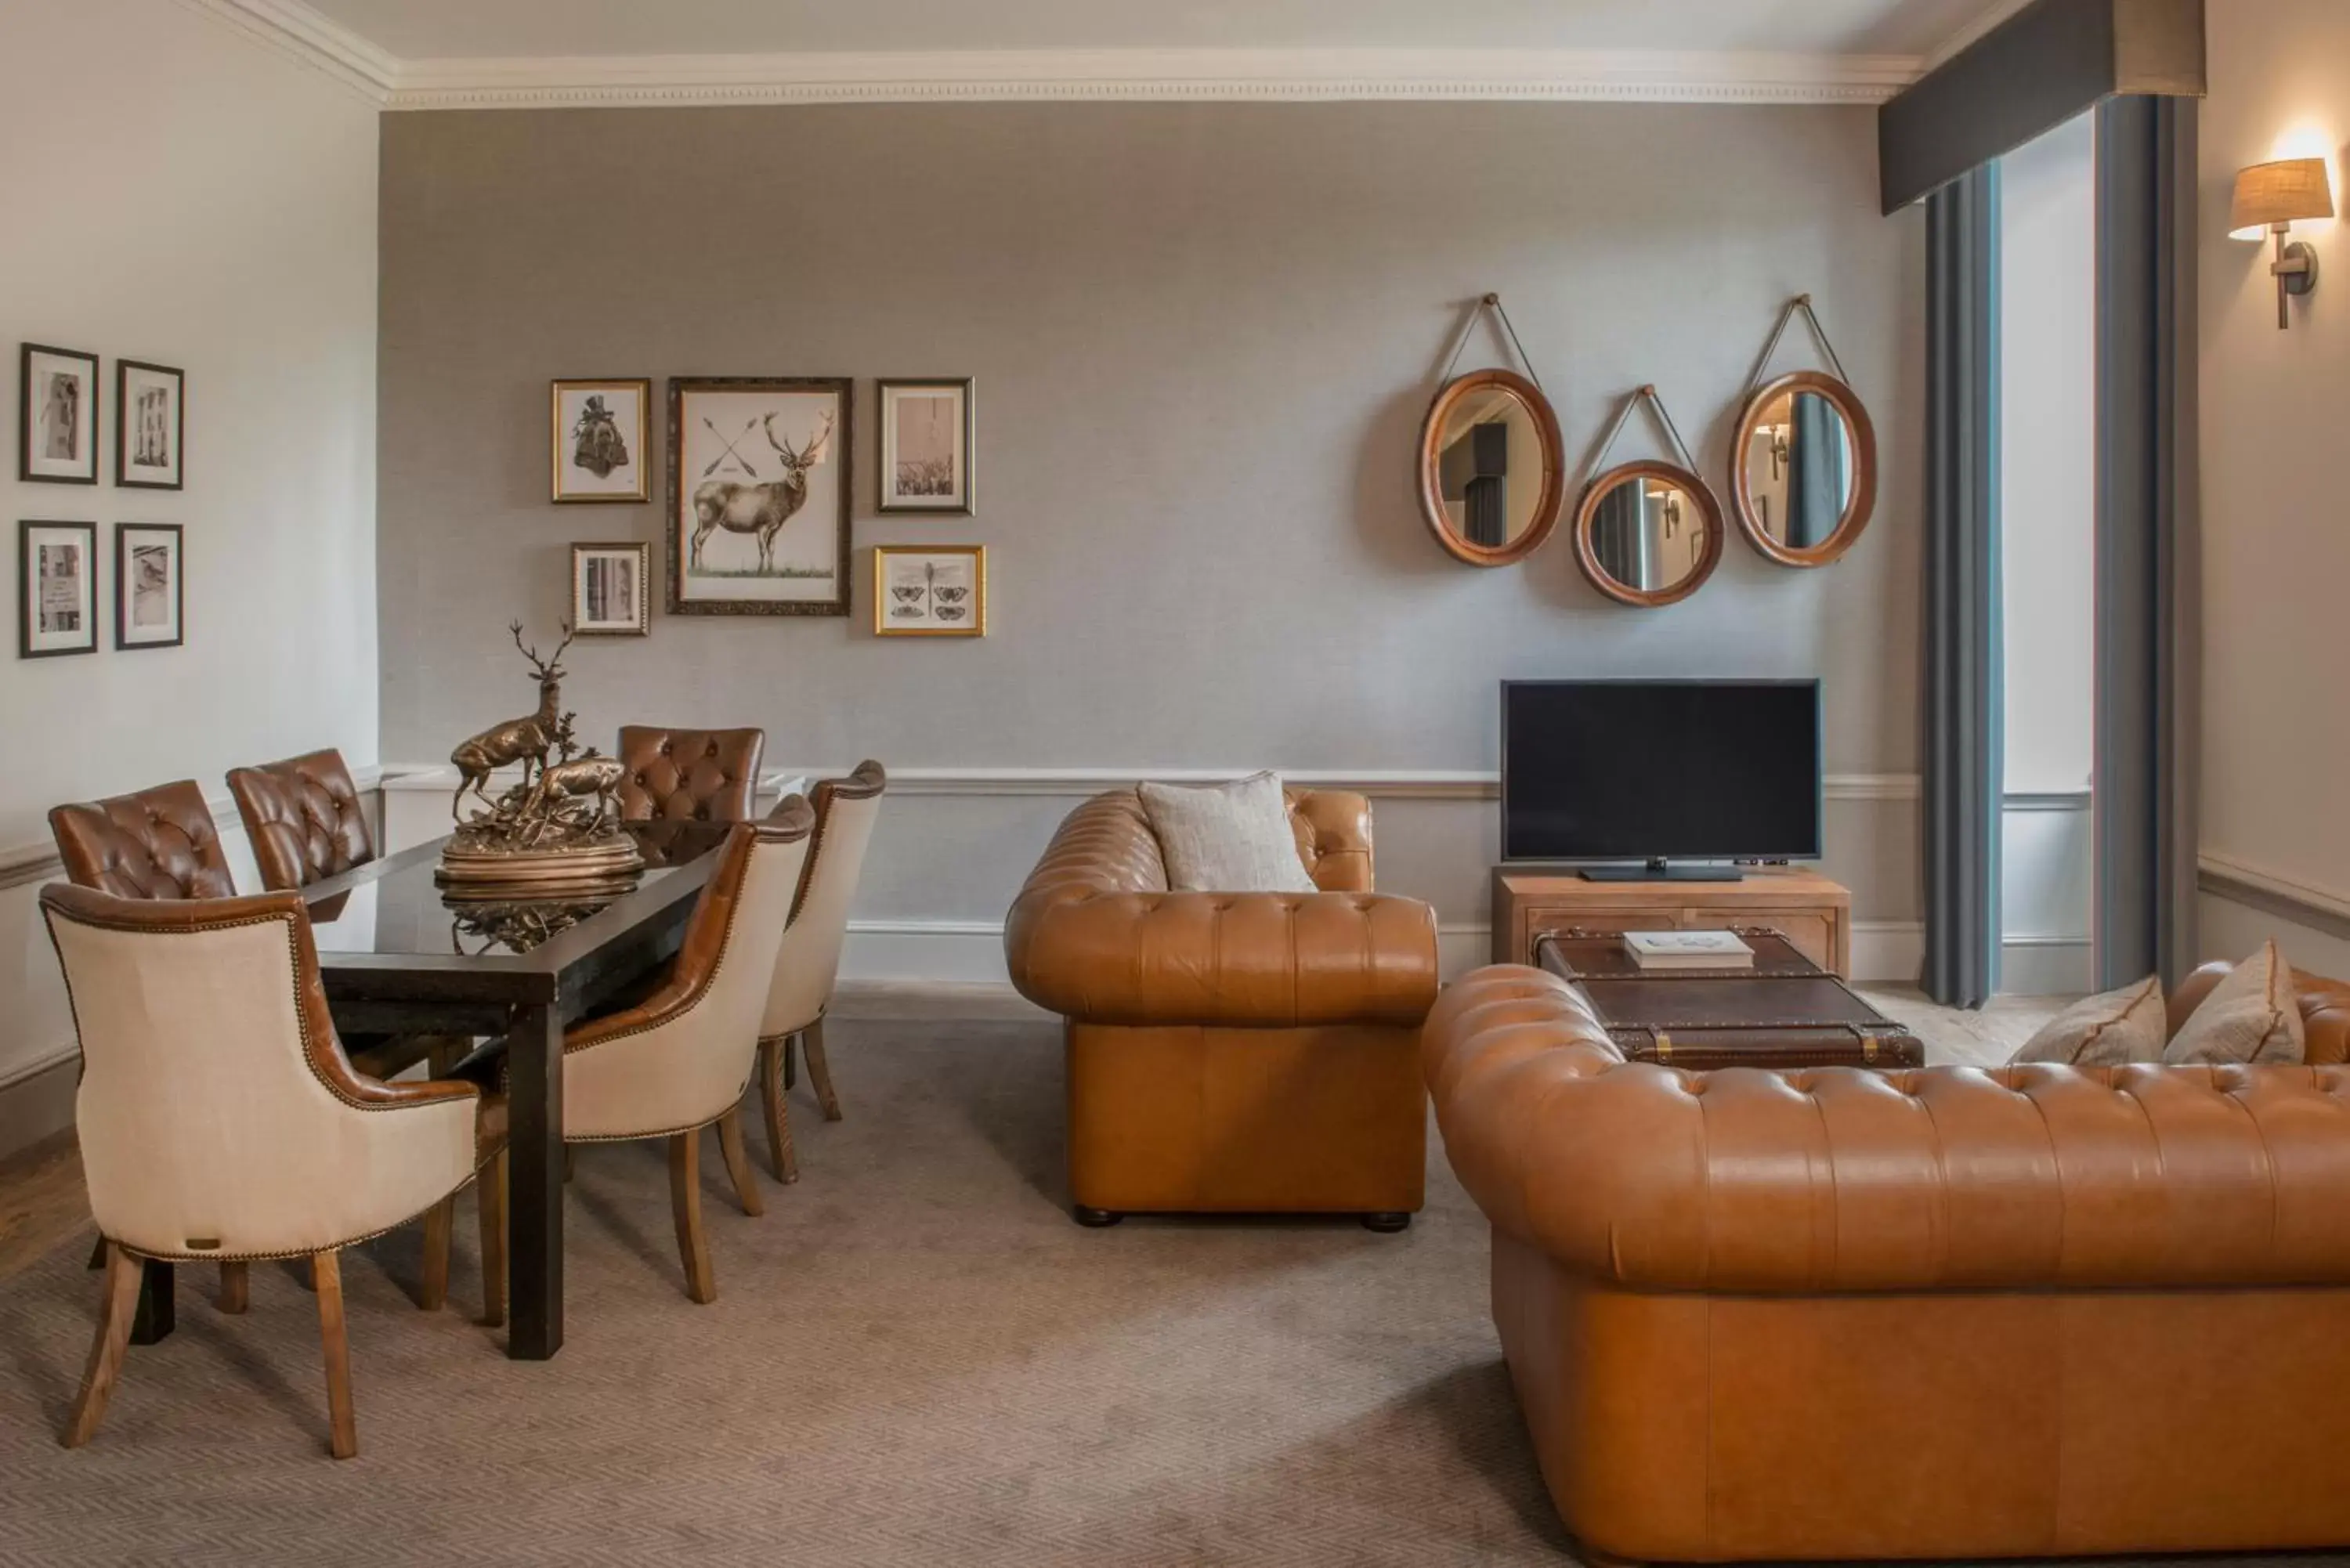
[1137,772,1318,894]
[2010,976,2167,1066]
[2165,940,2306,1066]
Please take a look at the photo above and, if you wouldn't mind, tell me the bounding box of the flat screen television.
[1500,680,1822,880]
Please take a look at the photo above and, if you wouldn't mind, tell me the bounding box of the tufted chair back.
[1285,788,1374,893]
[226,748,376,893]
[616,726,765,823]
[762,761,887,1036]
[50,779,236,901]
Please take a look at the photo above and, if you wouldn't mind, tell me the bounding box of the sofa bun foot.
[1361,1212,1412,1234]
[1072,1205,1124,1228]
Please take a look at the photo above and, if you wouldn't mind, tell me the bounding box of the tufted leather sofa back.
[50,779,236,901]
[226,748,375,893]
[616,726,765,823]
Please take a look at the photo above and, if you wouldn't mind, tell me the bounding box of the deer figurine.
[449,622,576,819]
[690,409,834,574]
[522,753,627,836]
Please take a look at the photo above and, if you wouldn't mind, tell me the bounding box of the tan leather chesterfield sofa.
[1426,962,2350,1565]
[1007,788,1439,1228]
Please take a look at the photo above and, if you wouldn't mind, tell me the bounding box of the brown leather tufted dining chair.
[226,748,376,893]
[49,780,236,901]
[615,726,765,823]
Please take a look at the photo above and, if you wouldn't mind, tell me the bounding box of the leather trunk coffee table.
[1533,927,1925,1069]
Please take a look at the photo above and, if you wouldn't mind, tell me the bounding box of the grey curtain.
[2094,96,2200,989]
[1923,164,2003,1008]
[1591,482,1647,587]
[1787,392,1847,548]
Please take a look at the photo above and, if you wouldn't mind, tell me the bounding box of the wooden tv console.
[1490,865,1853,979]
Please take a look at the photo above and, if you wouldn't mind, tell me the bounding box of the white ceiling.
[296,0,2001,63]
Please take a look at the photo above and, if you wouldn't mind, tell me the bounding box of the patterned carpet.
[1,1001,2343,1566]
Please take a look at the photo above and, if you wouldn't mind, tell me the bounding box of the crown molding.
[1921,0,2042,72]
[384,48,1922,111]
[174,0,396,103]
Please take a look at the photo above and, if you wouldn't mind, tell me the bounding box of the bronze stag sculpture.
[690,409,834,574]
[450,622,574,819]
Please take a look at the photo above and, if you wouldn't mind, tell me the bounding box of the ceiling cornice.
[184,0,2044,114]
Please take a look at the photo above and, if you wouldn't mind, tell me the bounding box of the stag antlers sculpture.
[450,622,576,819]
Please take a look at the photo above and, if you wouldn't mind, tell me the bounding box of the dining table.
[104,815,740,1361]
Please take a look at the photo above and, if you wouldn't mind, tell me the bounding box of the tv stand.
[1491,865,1852,977]
[1578,859,1744,883]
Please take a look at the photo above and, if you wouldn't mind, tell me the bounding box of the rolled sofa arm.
[1426,965,2350,1295]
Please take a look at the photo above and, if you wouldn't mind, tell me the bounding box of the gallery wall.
[377,101,1925,982]
[0,0,381,1148]
[2196,0,2350,978]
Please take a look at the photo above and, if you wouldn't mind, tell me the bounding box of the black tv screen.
[1501,681,1822,862]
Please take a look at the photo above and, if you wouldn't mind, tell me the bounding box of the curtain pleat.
[1922,165,2004,1009]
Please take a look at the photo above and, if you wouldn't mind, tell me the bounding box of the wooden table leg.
[505,999,566,1360]
[128,1261,175,1346]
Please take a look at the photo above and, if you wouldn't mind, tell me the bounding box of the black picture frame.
[115,359,186,491]
[114,522,185,651]
[19,343,101,486]
[18,519,100,658]
[876,377,975,515]
[665,377,852,617]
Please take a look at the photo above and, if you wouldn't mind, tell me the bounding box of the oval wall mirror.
[1416,368,1566,567]
[1730,370,1877,566]
[1573,460,1724,609]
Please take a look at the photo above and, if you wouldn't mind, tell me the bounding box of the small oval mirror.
[1416,369,1566,567]
[1730,370,1877,567]
[1572,461,1723,609]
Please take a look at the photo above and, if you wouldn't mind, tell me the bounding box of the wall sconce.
[2231,157,2334,330]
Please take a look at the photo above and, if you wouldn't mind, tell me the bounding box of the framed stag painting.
[551,378,649,503]
[667,378,851,616]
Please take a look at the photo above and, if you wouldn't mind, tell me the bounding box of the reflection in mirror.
[1574,461,1723,609]
[1416,368,1564,567]
[1741,390,1856,549]
[1438,388,1544,549]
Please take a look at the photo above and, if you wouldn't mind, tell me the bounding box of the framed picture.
[19,521,99,657]
[551,378,650,503]
[20,345,99,485]
[877,378,974,514]
[572,541,649,636]
[667,377,851,617]
[115,359,185,490]
[873,544,986,637]
[114,523,184,650]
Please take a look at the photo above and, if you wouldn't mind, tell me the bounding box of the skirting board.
[840,919,1931,987]
[2000,936,2092,998]
[0,1049,78,1165]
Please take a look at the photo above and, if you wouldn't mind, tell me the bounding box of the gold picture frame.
[551,378,651,503]
[873,544,986,637]
[571,541,650,636]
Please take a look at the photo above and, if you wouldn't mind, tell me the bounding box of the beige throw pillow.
[2010,975,2168,1066]
[2164,941,2306,1066]
[1137,772,1318,894]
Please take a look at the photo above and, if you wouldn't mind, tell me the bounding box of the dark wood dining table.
[271,820,730,1360]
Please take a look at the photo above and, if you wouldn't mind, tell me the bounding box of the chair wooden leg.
[804,1017,843,1122]
[758,1038,799,1184]
[312,1249,358,1461]
[667,1133,716,1304]
[60,1242,143,1449]
[478,1151,508,1330]
[419,1194,454,1312]
[218,1261,249,1315]
[565,1145,577,1184]
[714,1107,765,1217]
[86,1235,107,1270]
[427,1037,462,1078]
[783,1032,798,1090]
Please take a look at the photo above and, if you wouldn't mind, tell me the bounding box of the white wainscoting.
[2001,789,2093,995]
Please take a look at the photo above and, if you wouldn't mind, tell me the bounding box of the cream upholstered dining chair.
[40,883,504,1461]
[535,800,814,1302]
[753,761,887,1183]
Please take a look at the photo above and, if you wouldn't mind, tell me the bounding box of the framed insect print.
[20,345,99,485]
[116,359,185,490]
[115,522,183,650]
[667,377,851,616]
[877,378,973,514]
[20,520,99,657]
[551,378,649,503]
[873,544,985,637]
[572,541,649,636]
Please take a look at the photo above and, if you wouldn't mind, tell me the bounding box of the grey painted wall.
[378,103,1925,964]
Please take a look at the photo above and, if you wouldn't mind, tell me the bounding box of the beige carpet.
[0,998,2341,1566]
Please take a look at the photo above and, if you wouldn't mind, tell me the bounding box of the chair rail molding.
[2198,851,2350,944]
[750,765,1922,802]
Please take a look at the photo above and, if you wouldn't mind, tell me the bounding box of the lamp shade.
[2230,157,2335,239]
